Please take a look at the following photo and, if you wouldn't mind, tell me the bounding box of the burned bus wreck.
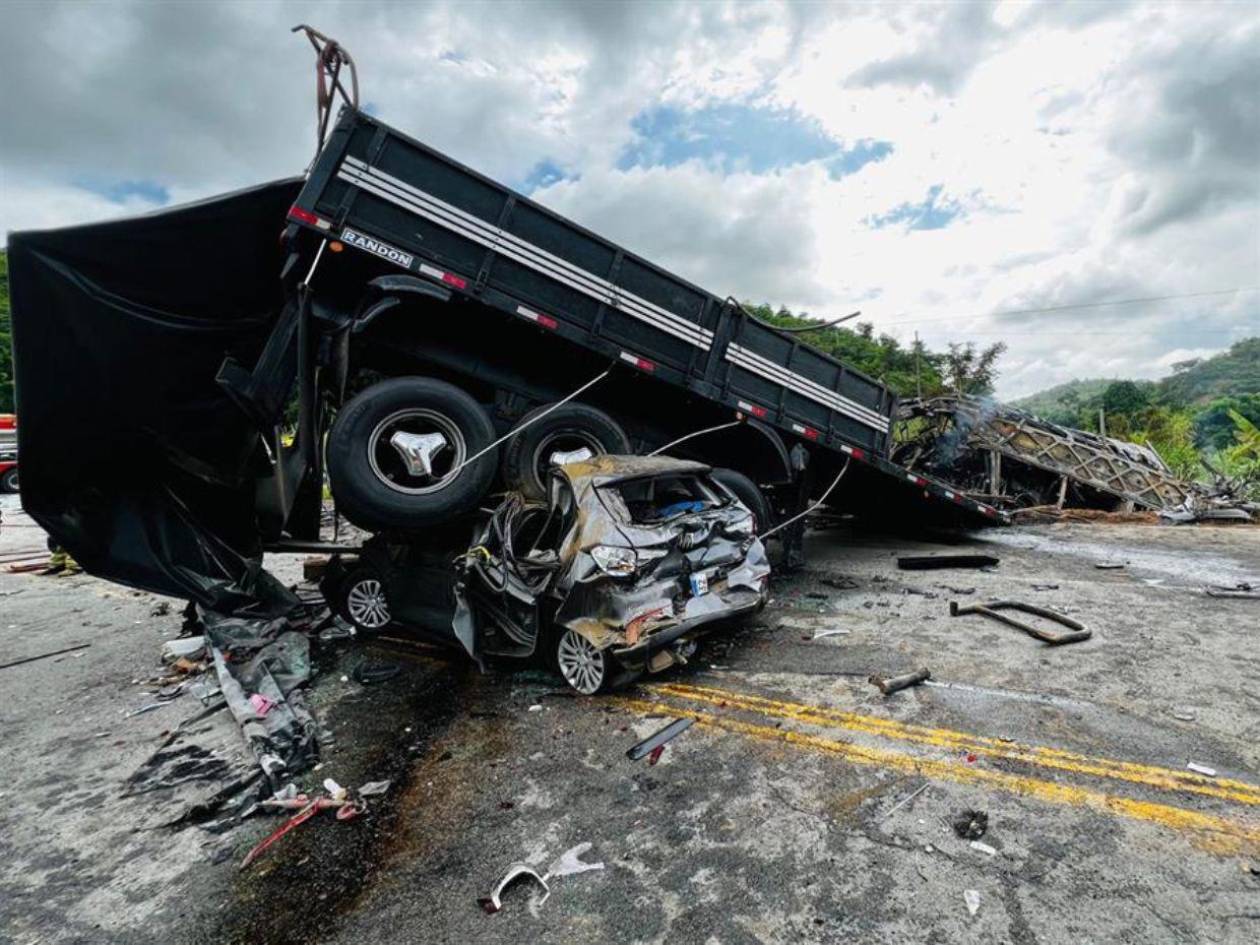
[895,395,1256,521]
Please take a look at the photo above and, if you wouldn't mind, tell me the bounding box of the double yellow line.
[612,682,1260,853]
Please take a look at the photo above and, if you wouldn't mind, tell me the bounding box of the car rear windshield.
[601,474,726,524]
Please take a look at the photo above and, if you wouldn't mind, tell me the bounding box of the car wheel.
[338,568,393,633]
[502,402,630,499]
[555,627,612,694]
[711,467,772,534]
[327,377,497,532]
[0,467,17,493]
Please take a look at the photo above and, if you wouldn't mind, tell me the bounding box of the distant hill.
[1157,338,1260,405]
[1012,378,1119,423]
[1014,339,1260,423]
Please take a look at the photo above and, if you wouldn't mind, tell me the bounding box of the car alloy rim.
[556,629,606,694]
[368,408,467,495]
[346,578,391,629]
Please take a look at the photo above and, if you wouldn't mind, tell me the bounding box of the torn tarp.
[7,179,302,606]
[203,610,319,786]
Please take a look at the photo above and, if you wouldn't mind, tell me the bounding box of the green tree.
[942,341,1007,396]
[1101,380,1149,417]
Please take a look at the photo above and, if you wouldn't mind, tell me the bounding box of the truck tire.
[502,402,631,499]
[712,467,772,534]
[0,467,17,493]
[327,377,497,532]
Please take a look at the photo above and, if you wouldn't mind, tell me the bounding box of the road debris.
[869,667,931,695]
[964,889,981,917]
[545,842,605,880]
[359,780,391,797]
[479,864,550,914]
[0,642,91,671]
[970,840,997,856]
[810,629,851,641]
[898,554,1000,571]
[1171,708,1197,722]
[1094,561,1127,570]
[352,660,401,684]
[949,599,1091,645]
[883,782,930,819]
[627,717,695,761]
[1187,762,1217,777]
[953,809,989,840]
[1204,583,1260,599]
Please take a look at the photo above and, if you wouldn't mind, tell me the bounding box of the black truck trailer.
[8,106,1002,605]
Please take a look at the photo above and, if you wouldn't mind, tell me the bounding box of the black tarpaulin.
[7,179,302,605]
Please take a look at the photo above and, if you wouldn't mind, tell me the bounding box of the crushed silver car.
[453,455,771,693]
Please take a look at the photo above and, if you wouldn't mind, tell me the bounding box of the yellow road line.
[612,696,1260,853]
[653,682,1260,807]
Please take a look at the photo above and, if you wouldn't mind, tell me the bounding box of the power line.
[870,286,1260,328]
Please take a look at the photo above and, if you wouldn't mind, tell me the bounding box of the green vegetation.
[1012,340,1260,492]
[743,303,1006,397]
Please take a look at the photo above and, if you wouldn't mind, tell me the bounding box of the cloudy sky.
[3,0,1257,397]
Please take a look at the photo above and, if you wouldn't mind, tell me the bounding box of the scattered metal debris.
[1205,583,1260,600]
[883,782,930,819]
[1094,561,1127,570]
[1187,762,1217,777]
[626,717,695,761]
[241,790,365,870]
[811,629,851,641]
[949,599,1091,646]
[479,864,550,913]
[869,667,931,695]
[953,809,989,840]
[0,642,91,671]
[970,840,997,856]
[898,554,999,571]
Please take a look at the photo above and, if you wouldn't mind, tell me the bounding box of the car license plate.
[689,572,710,596]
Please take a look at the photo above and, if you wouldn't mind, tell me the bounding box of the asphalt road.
[2,492,1259,944]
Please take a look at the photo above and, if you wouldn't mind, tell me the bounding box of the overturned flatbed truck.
[9,106,1002,602]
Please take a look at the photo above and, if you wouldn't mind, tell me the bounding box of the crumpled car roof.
[556,454,711,487]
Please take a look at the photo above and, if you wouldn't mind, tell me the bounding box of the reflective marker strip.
[790,423,819,440]
[337,157,713,350]
[736,400,769,419]
[620,351,655,372]
[727,344,889,430]
[516,305,558,329]
[725,346,889,434]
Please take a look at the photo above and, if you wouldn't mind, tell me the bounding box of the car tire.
[554,627,617,694]
[0,467,17,493]
[711,468,772,534]
[336,567,393,633]
[327,377,497,532]
[502,402,630,499]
